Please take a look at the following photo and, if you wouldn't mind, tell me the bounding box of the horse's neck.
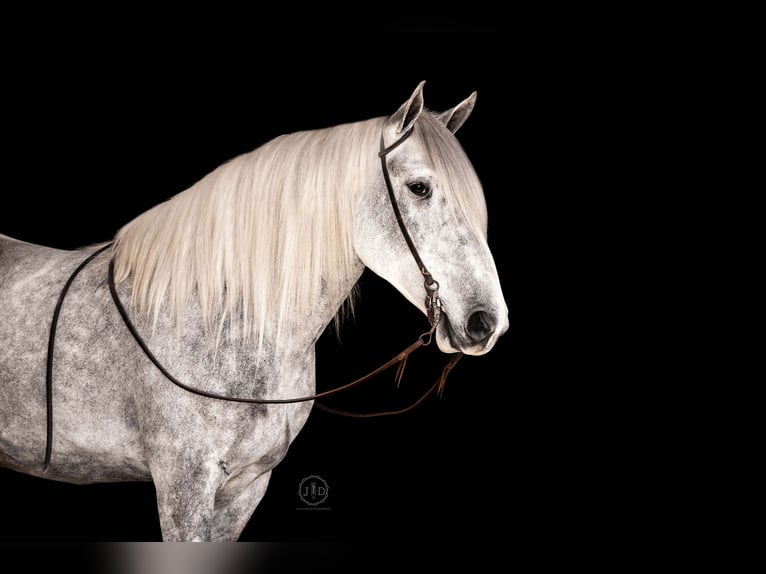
[302,259,366,347]
[154,257,366,362]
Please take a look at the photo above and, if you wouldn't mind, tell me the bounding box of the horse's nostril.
[466,310,495,343]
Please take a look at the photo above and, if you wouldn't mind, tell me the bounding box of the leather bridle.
[42,124,463,470]
[378,126,442,329]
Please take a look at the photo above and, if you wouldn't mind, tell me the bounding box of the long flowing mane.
[111,111,486,348]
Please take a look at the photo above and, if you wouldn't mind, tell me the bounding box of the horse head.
[354,81,509,356]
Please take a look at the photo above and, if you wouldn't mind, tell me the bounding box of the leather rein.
[43,125,463,470]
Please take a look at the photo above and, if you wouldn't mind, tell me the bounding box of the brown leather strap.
[109,259,435,406]
[379,128,428,282]
[109,257,457,412]
[314,352,463,418]
[379,127,442,327]
[44,242,113,470]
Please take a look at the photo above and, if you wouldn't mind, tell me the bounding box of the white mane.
[113,117,381,346]
[112,111,486,348]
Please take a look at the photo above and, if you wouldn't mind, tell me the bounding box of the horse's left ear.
[436,91,478,134]
[388,80,426,134]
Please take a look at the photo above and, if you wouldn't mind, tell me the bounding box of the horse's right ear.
[387,81,426,134]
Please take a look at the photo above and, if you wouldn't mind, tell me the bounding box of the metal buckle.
[424,278,441,327]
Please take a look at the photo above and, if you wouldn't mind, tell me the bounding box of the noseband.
[42,125,462,471]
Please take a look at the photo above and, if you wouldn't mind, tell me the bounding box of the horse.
[0,81,509,541]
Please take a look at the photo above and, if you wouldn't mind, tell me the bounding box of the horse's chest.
[218,401,314,473]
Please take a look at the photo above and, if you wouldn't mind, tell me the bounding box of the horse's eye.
[407,182,431,197]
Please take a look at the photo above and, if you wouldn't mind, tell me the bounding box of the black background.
[0,13,680,570]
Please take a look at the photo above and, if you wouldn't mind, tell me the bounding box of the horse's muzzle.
[436,307,508,356]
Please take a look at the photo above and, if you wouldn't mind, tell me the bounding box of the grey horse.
[0,81,508,541]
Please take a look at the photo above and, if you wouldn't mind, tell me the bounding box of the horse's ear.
[435,91,477,134]
[387,80,426,134]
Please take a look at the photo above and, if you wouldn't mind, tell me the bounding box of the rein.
[108,254,457,410]
[42,125,463,470]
